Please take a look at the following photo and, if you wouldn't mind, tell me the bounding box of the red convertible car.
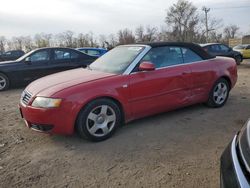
[19,42,237,141]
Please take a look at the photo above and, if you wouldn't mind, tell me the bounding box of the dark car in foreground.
[221,119,250,188]
[0,47,97,91]
[200,43,243,65]
[0,50,25,61]
[76,47,108,57]
[19,42,237,141]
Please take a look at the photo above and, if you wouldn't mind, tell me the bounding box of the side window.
[54,50,79,60]
[209,45,220,52]
[54,50,70,60]
[71,51,79,59]
[87,50,100,56]
[181,48,202,63]
[30,50,49,62]
[219,45,229,52]
[141,46,183,68]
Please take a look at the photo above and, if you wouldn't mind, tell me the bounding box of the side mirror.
[139,61,155,71]
[24,57,31,64]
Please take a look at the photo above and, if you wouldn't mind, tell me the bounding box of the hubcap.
[0,76,6,90]
[213,82,228,105]
[86,105,116,137]
[97,115,105,124]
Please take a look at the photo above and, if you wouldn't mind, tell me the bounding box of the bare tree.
[99,34,107,48]
[165,0,199,42]
[34,33,52,48]
[135,25,145,42]
[224,25,240,40]
[22,36,34,51]
[106,34,118,50]
[145,26,158,42]
[77,33,90,47]
[156,26,171,42]
[135,25,158,42]
[76,32,98,47]
[56,30,76,47]
[117,28,135,45]
[88,32,98,47]
[9,37,24,50]
[0,36,6,52]
[209,31,224,43]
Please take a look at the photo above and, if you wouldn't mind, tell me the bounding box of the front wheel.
[76,98,122,142]
[234,55,242,65]
[0,73,10,91]
[206,78,230,108]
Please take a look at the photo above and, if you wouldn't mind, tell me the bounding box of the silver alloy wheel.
[86,105,116,137]
[0,75,7,90]
[213,82,228,105]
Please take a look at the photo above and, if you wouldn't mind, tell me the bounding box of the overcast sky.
[0,0,249,38]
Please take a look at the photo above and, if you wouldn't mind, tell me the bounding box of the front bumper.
[220,136,250,188]
[19,102,76,135]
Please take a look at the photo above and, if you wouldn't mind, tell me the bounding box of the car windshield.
[16,50,35,61]
[234,45,247,49]
[89,46,144,74]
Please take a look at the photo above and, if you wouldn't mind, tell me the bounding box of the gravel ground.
[0,59,250,188]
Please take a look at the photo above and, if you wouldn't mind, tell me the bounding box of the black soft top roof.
[137,42,215,60]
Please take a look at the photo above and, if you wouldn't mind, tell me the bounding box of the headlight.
[31,97,62,108]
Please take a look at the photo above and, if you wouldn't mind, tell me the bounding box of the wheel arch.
[74,95,126,132]
[220,76,232,90]
[0,71,11,88]
[0,71,10,78]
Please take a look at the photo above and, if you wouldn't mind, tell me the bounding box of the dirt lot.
[0,59,250,188]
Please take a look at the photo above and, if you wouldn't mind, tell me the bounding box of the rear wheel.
[206,78,229,108]
[0,73,9,91]
[76,98,122,142]
[234,55,242,65]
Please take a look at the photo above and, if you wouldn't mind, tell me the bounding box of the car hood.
[26,68,117,96]
[232,50,242,55]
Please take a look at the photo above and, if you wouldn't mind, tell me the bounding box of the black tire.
[76,98,122,142]
[234,55,242,65]
[0,73,10,91]
[206,78,230,108]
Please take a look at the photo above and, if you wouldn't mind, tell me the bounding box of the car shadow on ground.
[49,103,216,147]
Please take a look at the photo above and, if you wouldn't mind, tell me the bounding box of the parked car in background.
[0,50,25,61]
[233,44,250,59]
[0,47,97,91]
[19,42,237,141]
[200,43,243,65]
[220,119,250,188]
[76,47,107,57]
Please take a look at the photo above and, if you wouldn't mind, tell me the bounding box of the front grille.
[21,90,32,105]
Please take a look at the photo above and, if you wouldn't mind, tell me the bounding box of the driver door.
[128,46,192,119]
